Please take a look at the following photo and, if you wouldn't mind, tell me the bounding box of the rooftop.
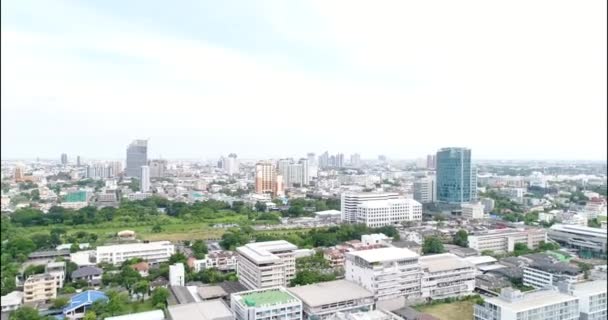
[96,241,172,252]
[236,288,299,307]
[347,247,419,263]
[168,300,233,320]
[236,240,297,264]
[419,253,474,273]
[357,198,420,208]
[464,256,498,265]
[549,224,608,238]
[486,289,577,311]
[315,210,342,216]
[63,290,108,314]
[571,280,607,295]
[65,191,87,202]
[105,310,165,320]
[287,280,373,307]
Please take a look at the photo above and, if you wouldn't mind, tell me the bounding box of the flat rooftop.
[358,198,420,208]
[549,224,608,238]
[419,253,474,273]
[464,256,498,265]
[168,300,233,320]
[486,289,577,312]
[572,280,607,295]
[236,240,297,264]
[236,289,298,307]
[96,241,172,251]
[347,247,419,262]
[287,280,373,307]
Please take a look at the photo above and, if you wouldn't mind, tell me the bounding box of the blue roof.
[63,290,108,314]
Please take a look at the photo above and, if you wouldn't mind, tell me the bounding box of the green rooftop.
[240,290,295,307]
[65,191,87,202]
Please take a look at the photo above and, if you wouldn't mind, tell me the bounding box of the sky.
[1,0,607,161]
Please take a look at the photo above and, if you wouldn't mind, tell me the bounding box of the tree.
[151,287,170,308]
[192,240,208,259]
[105,290,127,316]
[134,280,150,301]
[152,224,163,233]
[422,236,445,254]
[83,311,97,320]
[254,201,267,212]
[70,242,80,253]
[52,297,69,309]
[453,230,468,247]
[8,306,48,320]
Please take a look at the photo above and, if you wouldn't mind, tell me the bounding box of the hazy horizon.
[2,1,607,160]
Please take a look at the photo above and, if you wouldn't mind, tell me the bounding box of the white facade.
[538,212,555,223]
[231,287,303,320]
[341,192,399,223]
[225,154,240,176]
[468,228,547,253]
[355,199,422,227]
[1,291,23,312]
[192,251,238,272]
[474,288,580,320]
[169,263,185,286]
[345,247,422,301]
[523,266,582,289]
[413,176,436,204]
[95,241,175,265]
[46,261,66,288]
[419,253,476,300]
[361,234,391,246]
[236,241,298,290]
[570,280,607,320]
[461,202,485,219]
[140,165,150,192]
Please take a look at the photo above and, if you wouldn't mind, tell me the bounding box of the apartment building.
[255,161,284,197]
[95,241,175,265]
[548,224,607,259]
[46,261,66,288]
[468,228,547,253]
[474,287,580,320]
[419,253,476,300]
[23,273,58,303]
[570,280,607,320]
[340,192,399,223]
[191,251,238,272]
[461,202,485,219]
[287,280,374,320]
[355,199,422,227]
[231,287,302,320]
[236,241,298,290]
[345,247,422,301]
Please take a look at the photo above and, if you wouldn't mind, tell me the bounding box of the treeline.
[280,198,340,217]
[220,224,400,250]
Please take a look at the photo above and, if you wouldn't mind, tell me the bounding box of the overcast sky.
[2,0,606,161]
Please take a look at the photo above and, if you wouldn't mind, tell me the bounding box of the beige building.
[468,228,547,253]
[236,240,297,290]
[23,273,57,303]
[255,161,284,197]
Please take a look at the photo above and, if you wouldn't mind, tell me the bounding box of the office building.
[23,273,57,303]
[419,253,476,300]
[461,202,485,219]
[548,224,607,259]
[345,247,422,301]
[225,153,239,176]
[61,153,68,165]
[149,159,167,178]
[468,228,547,253]
[170,263,185,287]
[236,241,298,290]
[426,154,436,170]
[255,161,284,197]
[474,287,579,320]
[141,165,150,192]
[355,199,422,227]
[413,176,436,203]
[340,192,400,223]
[436,147,476,203]
[231,287,302,320]
[95,241,175,265]
[126,139,148,178]
[287,280,374,320]
[569,280,607,320]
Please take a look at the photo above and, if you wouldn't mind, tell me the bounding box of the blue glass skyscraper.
[436,147,476,203]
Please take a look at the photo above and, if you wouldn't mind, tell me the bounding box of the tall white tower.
[140,165,150,192]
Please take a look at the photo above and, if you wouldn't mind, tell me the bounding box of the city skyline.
[2,1,607,160]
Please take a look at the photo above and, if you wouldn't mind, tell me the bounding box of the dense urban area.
[1,143,607,320]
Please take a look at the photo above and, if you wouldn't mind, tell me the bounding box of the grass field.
[415,300,475,320]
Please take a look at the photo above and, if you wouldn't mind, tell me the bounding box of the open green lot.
[415,300,475,320]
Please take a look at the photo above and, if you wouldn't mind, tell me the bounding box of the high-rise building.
[140,166,150,192]
[236,240,298,289]
[307,153,316,165]
[148,159,167,178]
[340,192,400,223]
[76,156,81,167]
[14,166,24,182]
[436,147,476,203]
[378,155,387,163]
[61,153,68,165]
[413,176,436,203]
[225,153,239,175]
[255,161,284,197]
[318,152,329,169]
[277,159,309,188]
[426,154,436,170]
[336,153,344,168]
[125,140,148,179]
[350,153,361,168]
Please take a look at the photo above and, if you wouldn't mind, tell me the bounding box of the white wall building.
[345,247,422,302]
[231,287,302,320]
[355,199,422,227]
[474,287,580,320]
[419,253,476,300]
[570,280,607,320]
[170,263,185,287]
[140,165,150,192]
[1,291,23,312]
[468,228,547,253]
[413,176,436,204]
[523,265,583,289]
[95,241,175,265]
[192,251,238,272]
[46,261,66,288]
[236,241,298,290]
[341,192,399,223]
[461,202,485,219]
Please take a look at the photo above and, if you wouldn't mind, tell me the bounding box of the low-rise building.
[62,290,108,320]
[287,280,375,320]
[419,253,476,300]
[71,266,103,286]
[522,255,582,289]
[1,291,23,313]
[191,251,238,272]
[236,241,298,290]
[468,228,547,253]
[231,287,302,320]
[46,261,66,288]
[23,273,57,303]
[548,224,607,259]
[168,300,234,320]
[474,287,580,320]
[327,310,400,320]
[95,241,175,265]
[355,199,422,227]
[461,202,485,219]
